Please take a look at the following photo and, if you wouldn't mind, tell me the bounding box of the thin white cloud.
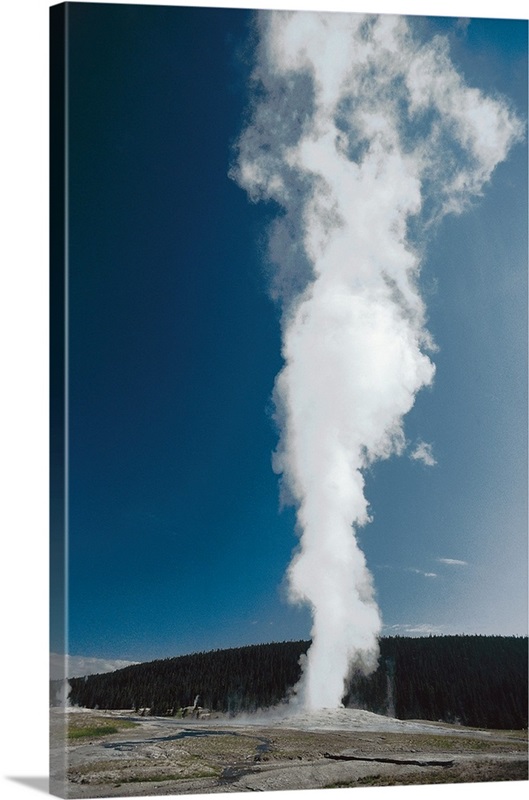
[410,440,437,466]
[405,567,438,578]
[50,653,139,680]
[383,622,444,636]
[455,18,471,35]
[437,558,468,566]
[376,563,437,578]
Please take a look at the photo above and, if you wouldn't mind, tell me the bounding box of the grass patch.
[68,716,138,740]
[122,768,218,784]
[344,731,528,754]
[69,724,120,739]
[324,760,528,788]
[121,774,190,784]
[393,733,527,753]
[70,760,221,786]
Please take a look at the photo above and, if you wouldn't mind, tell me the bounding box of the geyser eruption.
[232,11,522,709]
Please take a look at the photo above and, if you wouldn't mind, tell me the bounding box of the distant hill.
[68,635,528,730]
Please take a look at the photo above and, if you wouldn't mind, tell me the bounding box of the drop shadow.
[6,777,49,795]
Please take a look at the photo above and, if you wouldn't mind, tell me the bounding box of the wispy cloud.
[383,622,445,636]
[437,558,468,567]
[376,564,437,578]
[410,441,437,467]
[405,567,438,578]
[50,653,139,680]
[455,18,471,36]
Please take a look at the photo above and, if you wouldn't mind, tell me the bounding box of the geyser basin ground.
[51,707,528,796]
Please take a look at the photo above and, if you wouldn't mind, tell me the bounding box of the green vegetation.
[120,768,219,784]
[70,640,305,716]
[68,716,138,740]
[323,760,529,787]
[366,732,528,753]
[69,748,221,787]
[68,635,528,730]
[69,724,119,739]
[122,774,182,783]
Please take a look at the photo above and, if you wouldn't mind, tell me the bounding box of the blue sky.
[50,3,527,673]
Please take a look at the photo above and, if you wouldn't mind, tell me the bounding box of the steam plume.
[231,11,522,709]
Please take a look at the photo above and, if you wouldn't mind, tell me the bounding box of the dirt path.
[50,709,528,797]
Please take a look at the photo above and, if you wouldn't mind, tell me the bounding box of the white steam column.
[232,11,523,710]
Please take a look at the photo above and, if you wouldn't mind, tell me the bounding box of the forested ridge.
[67,636,527,729]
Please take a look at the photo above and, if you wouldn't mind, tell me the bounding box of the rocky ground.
[50,708,528,798]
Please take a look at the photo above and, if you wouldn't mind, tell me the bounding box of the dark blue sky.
[64,3,307,661]
[56,3,527,666]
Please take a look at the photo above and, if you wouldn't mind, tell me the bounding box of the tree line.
[67,635,527,729]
